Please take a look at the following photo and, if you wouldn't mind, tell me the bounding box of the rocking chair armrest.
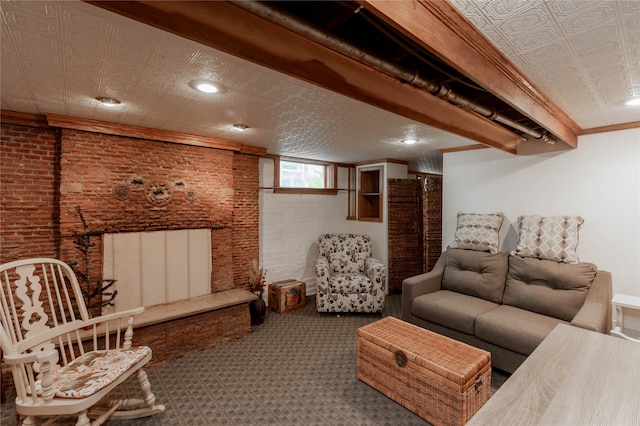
[5,349,58,401]
[85,306,145,326]
[3,349,57,365]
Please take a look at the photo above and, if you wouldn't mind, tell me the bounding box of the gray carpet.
[1,294,509,425]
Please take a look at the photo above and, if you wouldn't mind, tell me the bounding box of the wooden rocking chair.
[0,258,165,425]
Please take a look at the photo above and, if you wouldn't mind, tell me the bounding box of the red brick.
[2,123,260,294]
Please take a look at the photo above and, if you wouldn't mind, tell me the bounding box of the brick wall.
[137,303,251,366]
[232,152,260,286]
[1,121,260,364]
[53,128,259,292]
[0,124,60,262]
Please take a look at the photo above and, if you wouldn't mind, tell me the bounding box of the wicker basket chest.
[356,317,491,426]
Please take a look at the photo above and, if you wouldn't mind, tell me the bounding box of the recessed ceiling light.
[95,97,121,107]
[189,80,221,94]
[233,124,249,131]
[625,97,640,106]
[402,138,418,145]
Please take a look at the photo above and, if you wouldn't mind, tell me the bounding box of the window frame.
[273,156,338,195]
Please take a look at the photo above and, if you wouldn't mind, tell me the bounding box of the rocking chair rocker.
[0,258,165,425]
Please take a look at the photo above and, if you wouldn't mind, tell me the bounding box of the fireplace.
[103,228,212,312]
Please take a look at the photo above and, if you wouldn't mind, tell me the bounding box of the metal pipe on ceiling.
[229,0,552,144]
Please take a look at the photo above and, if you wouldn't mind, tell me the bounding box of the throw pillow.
[448,212,504,254]
[512,215,583,263]
[503,255,597,321]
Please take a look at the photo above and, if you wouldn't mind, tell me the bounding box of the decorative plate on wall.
[185,189,197,202]
[144,181,172,206]
[112,185,130,201]
[129,176,146,191]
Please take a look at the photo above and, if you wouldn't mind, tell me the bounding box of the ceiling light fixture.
[625,97,640,106]
[233,124,249,131]
[402,138,418,145]
[95,96,121,107]
[189,80,220,94]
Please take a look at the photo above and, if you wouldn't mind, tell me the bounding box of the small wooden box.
[356,317,491,426]
[268,279,306,313]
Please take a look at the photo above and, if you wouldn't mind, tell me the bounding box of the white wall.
[347,162,408,292]
[259,158,348,295]
[260,159,408,295]
[443,128,640,330]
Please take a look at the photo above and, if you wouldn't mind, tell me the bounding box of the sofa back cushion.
[503,255,597,321]
[442,249,509,303]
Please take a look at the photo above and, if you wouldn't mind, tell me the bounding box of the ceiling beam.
[360,0,579,150]
[86,0,522,154]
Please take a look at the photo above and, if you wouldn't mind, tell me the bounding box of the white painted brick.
[260,190,348,295]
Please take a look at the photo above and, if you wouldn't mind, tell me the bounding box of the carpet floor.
[1,294,509,425]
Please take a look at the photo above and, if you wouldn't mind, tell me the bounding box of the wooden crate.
[356,317,491,426]
[268,279,305,313]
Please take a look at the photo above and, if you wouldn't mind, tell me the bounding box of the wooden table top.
[467,323,640,425]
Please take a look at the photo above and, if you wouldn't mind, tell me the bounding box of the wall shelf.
[358,166,383,222]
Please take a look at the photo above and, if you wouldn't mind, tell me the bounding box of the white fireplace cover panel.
[103,228,211,312]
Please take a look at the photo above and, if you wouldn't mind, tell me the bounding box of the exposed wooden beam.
[360,0,579,149]
[440,144,489,154]
[86,0,522,154]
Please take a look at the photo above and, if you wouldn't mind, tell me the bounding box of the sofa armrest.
[571,270,612,334]
[315,255,331,295]
[365,257,386,293]
[401,253,446,321]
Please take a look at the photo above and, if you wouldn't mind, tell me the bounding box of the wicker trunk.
[356,317,491,426]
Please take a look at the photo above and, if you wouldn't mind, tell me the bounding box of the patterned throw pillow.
[512,215,584,263]
[448,212,504,254]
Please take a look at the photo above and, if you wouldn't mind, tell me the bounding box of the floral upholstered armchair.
[316,234,386,313]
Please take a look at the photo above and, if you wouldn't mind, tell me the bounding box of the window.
[269,156,340,196]
[280,160,327,188]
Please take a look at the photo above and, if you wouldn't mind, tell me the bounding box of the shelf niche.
[358,165,383,222]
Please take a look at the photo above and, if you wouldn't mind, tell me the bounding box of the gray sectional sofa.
[401,248,612,373]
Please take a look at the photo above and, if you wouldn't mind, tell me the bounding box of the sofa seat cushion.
[503,255,597,321]
[442,249,509,303]
[411,290,499,335]
[328,273,370,294]
[475,305,567,356]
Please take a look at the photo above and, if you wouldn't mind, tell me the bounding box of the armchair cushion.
[328,273,371,294]
[329,252,363,274]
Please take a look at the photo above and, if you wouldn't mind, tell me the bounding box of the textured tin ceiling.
[1,1,639,173]
[451,0,640,128]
